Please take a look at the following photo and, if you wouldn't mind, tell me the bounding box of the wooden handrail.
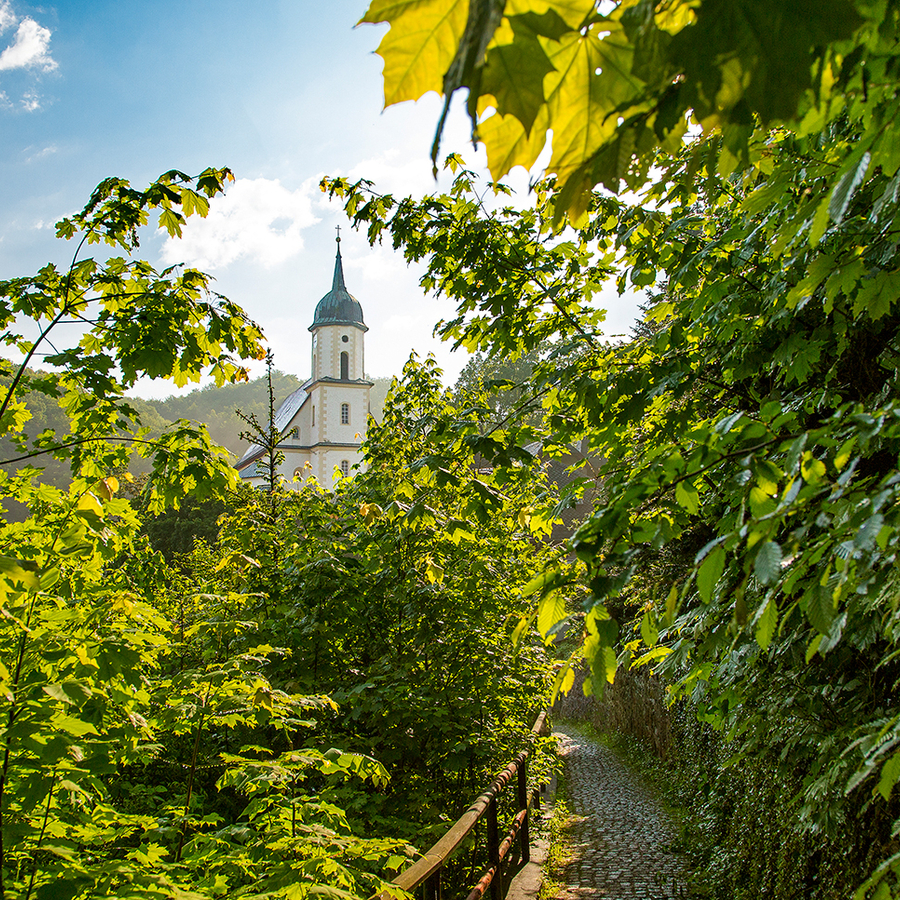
[383,708,550,898]
[465,806,529,900]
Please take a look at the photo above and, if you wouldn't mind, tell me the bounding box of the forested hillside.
[147,373,393,457]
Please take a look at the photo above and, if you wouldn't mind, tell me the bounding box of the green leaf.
[362,0,469,107]
[600,645,617,684]
[593,616,618,645]
[43,681,93,705]
[425,559,445,583]
[632,646,672,668]
[754,541,782,585]
[640,610,658,647]
[522,566,569,597]
[829,150,871,225]
[157,207,185,238]
[854,271,899,320]
[0,556,40,591]
[697,546,725,602]
[511,613,532,647]
[50,712,99,737]
[749,485,776,519]
[550,651,579,705]
[801,452,826,484]
[755,598,778,650]
[855,514,884,552]
[482,13,558,132]
[664,583,678,625]
[805,633,822,663]
[675,480,700,514]
[877,751,900,802]
[537,590,566,642]
[807,583,835,634]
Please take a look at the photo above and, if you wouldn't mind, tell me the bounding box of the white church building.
[236,235,372,490]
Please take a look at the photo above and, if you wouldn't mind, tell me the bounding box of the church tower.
[236,233,373,490]
[305,234,372,484]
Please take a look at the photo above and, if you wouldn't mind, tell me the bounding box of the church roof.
[310,239,367,331]
[236,383,309,470]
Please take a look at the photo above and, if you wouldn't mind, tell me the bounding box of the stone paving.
[551,723,684,900]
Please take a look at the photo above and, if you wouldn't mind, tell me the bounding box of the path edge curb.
[506,771,558,900]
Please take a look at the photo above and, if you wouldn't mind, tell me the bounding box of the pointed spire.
[310,227,367,332]
[332,228,346,292]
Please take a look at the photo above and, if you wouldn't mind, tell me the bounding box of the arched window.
[340,460,350,477]
[312,405,315,426]
[340,351,349,380]
[341,402,349,425]
[293,468,303,481]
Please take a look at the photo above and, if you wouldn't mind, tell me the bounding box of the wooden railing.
[383,709,550,900]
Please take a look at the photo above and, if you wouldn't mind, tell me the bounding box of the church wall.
[317,447,364,486]
[240,446,363,491]
[321,383,369,442]
[282,394,314,446]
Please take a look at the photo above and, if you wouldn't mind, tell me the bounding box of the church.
[236,234,372,490]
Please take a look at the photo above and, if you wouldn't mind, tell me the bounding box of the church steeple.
[310,232,367,332]
[332,229,346,292]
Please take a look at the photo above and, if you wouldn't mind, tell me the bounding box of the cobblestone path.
[551,722,684,900]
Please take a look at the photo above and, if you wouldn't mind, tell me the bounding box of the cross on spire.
[335,224,341,243]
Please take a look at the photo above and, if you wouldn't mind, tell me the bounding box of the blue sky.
[0,1,639,398]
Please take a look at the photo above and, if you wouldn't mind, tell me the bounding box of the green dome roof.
[309,241,367,332]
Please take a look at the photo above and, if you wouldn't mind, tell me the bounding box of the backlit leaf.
[362,0,468,106]
[537,590,566,642]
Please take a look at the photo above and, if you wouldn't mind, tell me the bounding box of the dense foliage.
[205,356,557,841]
[0,173,557,899]
[332,0,900,893]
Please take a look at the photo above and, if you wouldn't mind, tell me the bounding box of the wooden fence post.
[487,795,500,900]
[517,758,530,865]
[424,868,441,900]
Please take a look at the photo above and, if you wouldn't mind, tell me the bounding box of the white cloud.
[0,13,56,72]
[0,2,57,111]
[345,241,411,284]
[346,147,440,200]
[0,2,15,34]
[159,177,320,270]
[23,143,55,161]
